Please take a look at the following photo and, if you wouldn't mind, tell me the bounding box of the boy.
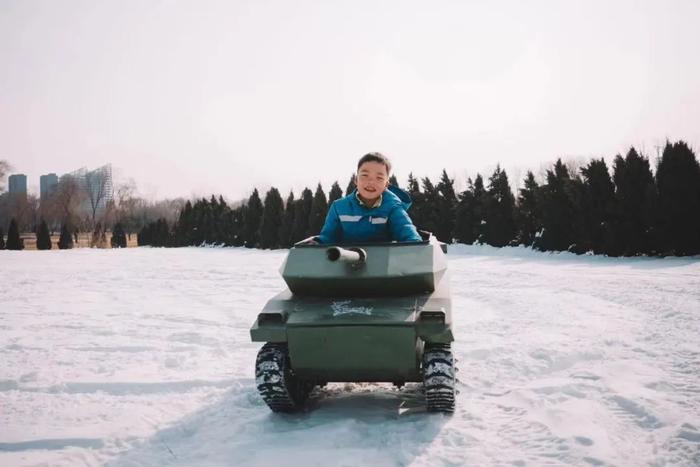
[315,152,422,244]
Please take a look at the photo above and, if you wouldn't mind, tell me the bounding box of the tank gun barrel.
[326,247,366,264]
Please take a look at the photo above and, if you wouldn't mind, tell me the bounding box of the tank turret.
[280,241,447,297]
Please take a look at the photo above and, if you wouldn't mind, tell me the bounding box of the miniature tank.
[250,236,455,413]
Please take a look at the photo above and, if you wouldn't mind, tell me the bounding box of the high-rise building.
[40,173,59,201]
[8,174,27,195]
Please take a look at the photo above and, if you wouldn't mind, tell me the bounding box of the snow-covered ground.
[1,246,699,467]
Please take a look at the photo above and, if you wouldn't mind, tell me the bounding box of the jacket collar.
[355,191,382,208]
[350,185,413,210]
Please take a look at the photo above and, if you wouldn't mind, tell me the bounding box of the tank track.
[255,343,311,413]
[422,343,456,413]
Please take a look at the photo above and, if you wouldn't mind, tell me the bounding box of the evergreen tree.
[278,191,295,248]
[419,177,440,236]
[243,189,263,248]
[212,195,228,244]
[137,219,170,247]
[328,181,343,205]
[345,174,357,196]
[578,159,616,254]
[230,206,246,247]
[566,176,587,254]
[186,199,203,245]
[58,222,74,249]
[259,187,285,249]
[6,218,23,250]
[207,195,220,244]
[197,197,209,244]
[453,175,486,244]
[36,218,52,250]
[111,222,127,248]
[435,170,457,243]
[308,183,328,236]
[199,197,211,245]
[514,171,540,246]
[0,227,4,250]
[202,196,218,245]
[406,173,425,231]
[291,188,313,243]
[173,200,194,246]
[472,175,487,243]
[407,173,420,194]
[389,174,399,188]
[216,195,229,245]
[536,159,576,251]
[137,224,150,246]
[454,182,475,244]
[656,140,700,255]
[483,166,516,247]
[221,206,236,247]
[154,219,170,247]
[612,148,656,255]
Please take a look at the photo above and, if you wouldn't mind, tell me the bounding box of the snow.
[1,245,699,466]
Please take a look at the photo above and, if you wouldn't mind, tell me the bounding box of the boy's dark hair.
[357,152,392,175]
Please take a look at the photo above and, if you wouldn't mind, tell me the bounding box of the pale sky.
[2,0,699,200]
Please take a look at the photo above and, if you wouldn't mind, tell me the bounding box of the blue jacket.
[316,185,422,244]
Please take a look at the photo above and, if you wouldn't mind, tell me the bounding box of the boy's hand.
[296,236,320,246]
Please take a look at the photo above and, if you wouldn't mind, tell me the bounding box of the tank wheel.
[255,343,311,413]
[422,343,455,413]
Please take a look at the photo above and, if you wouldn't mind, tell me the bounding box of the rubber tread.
[255,343,310,413]
[423,343,456,413]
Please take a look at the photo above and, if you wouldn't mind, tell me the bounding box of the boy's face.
[357,161,389,203]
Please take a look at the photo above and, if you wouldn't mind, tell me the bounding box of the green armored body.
[250,238,456,413]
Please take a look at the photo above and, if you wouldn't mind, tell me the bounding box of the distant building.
[40,173,59,201]
[8,174,27,195]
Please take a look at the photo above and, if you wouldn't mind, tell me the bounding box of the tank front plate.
[287,325,421,382]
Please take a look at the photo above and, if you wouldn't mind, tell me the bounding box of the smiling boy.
[316,152,422,244]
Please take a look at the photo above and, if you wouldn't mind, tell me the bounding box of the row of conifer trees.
[135,140,700,257]
[0,218,129,250]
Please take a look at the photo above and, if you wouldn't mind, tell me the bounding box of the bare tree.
[39,184,67,233]
[0,161,40,232]
[131,197,185,229]
[39,194,60,233]
[115,178,135,202]
[0,192,37,232]
[54,176,84,227]
[0,160,10,191]
[114,180,137,221]
[90,222,108,248]
[84,167,113,228]
[563,157,588,180]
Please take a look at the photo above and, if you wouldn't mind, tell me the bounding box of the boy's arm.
[388,206,422,242]
[316,202,341,244]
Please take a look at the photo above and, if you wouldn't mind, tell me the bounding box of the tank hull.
[250,271,452,383]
